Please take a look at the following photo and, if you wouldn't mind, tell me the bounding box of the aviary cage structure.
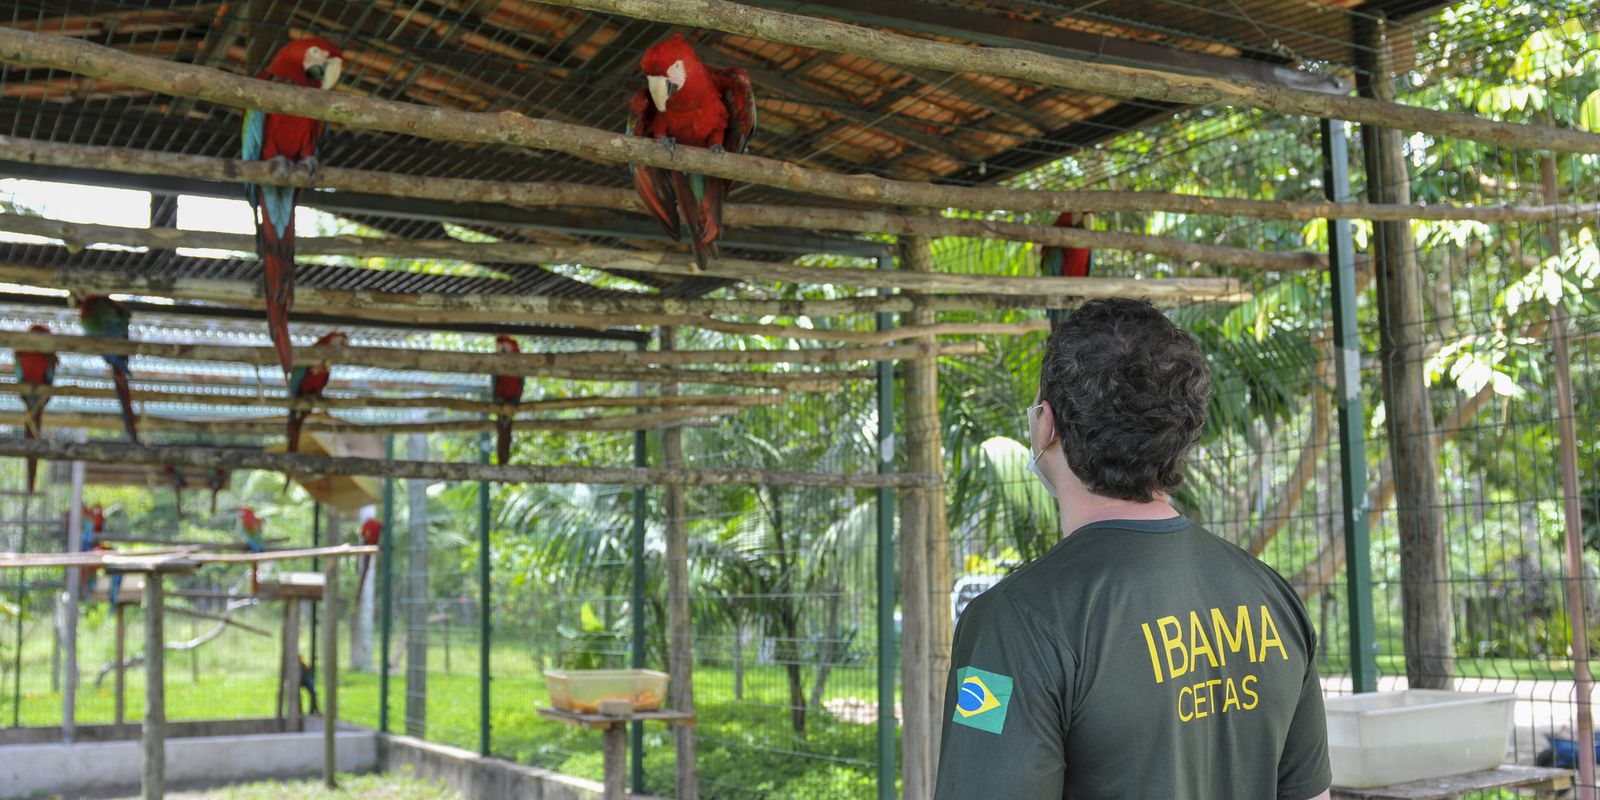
[0,1,1595,799]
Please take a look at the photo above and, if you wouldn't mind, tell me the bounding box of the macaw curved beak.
[308,58,343,90]
[647,75,679,112]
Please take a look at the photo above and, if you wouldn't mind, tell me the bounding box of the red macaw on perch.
[239,505,265,594]
[77,503,109,602]
[628,33,756,269]
[77,294,138,444]
[286,331,344,455]
[1040,212,1093,279]
[491,335,524,466]
[243,37,344,378]
[356,516,382,600]
[15,323,58,495]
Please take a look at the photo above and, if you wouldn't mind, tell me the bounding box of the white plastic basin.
[1326,690,1515,788]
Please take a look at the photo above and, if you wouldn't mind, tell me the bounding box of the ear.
[1036,399,1058,444]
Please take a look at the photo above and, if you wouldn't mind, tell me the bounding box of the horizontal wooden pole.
[547,0,1600,155]
[0,330,974,378]
[0,213,1281,281]
[37,407,739,436]
[4,136,1596,224]
[20,383,784,415]
[0,544,379,571]
[0,26,1590,244]
[0,437,940,489]
[0,262,1153,319]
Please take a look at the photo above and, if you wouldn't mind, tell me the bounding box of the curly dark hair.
[1039,298,1212,502]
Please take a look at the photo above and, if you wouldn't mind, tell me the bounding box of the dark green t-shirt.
[934,517,1331,800]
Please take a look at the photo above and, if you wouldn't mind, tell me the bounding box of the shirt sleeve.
[1276,646,1333,799]
[933,590,1072,800]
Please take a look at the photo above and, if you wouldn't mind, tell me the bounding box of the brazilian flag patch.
[952,666,1013,734]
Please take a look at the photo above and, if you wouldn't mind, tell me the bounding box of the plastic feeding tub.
[545,669,669,714]
[1326,690,1515,788]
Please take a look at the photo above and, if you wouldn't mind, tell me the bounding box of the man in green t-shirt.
[935,298,1331,800]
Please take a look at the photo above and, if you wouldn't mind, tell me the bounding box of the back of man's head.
[1039,298,1212,502]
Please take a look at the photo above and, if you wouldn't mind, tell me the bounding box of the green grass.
[1,613,889,798]
[159,772,458,800]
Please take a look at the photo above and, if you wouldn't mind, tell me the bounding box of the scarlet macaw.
[628,33,756,269]
[286,331,344,454]
[491,335,524,466]
[239,506,265,594]
[77,295,138,443]
[77,504,116,603]
[243,37,344,378]
[15,323,58,495]
[356,516,382,600]
[1040,212,1093,279]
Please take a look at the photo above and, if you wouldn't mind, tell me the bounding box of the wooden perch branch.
[5,137,1597,224]
[21,383,784,415]
[544,0,1600,155]
[6,136,1593,225]
[0,329,976,378]
[0,437,942,490]
[0,262,1186,319]
[39,406,741,436]
[0,213,1288,280]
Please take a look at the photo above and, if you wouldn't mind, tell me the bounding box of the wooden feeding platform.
[539,704,694,800]
[257,571,326,732]
[0,544,374,800]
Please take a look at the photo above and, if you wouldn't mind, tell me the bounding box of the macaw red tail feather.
[356,555,372,603]
[496,414,514,466]
[286,409,306,454]
[109,364,138,444]
[261,231,297,379]
[23,403,42,495]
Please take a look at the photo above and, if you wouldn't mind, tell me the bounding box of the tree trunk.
[1358,19,1454,689]
[732,619,745,701]
[661,327,699,800]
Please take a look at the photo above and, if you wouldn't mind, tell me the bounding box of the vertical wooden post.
[324,555,339,789]
[405,433,429,738]
[1542,151,1595,800]
[875,251,899,800]
[603,723,627,800]
[898,234,948,798]
[1356,17,1453,689]
[114,602,127,731]
[141,573,165,800]
[283,598,302,731]
[63,447,85,743]
[660,326,699,800]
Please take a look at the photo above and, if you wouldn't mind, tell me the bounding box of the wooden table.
[257,572,324,732]
[1331,765,1575,799]
[538,706,694,800]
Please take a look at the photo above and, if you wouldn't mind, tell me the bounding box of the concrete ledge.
[380,733,659,800]
[0,717,289,745]
[0,726,377,797]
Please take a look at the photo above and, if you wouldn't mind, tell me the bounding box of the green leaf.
[1580,90,1600,133]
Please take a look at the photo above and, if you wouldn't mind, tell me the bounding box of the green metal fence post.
[479,422,492,757]
[630,338,650,794]
[875,251,899,800]
[1320,118,1378,693]
[310,503,321,675]
[379,434,396,732]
